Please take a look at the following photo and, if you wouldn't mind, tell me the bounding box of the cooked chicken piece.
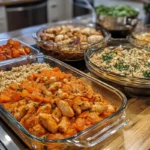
[73,104,81,115]
[74,100,92,111]
[107,104,116,113]
[88,35,103,44]
[56,100,74,117]
[39,113,58,133]
[52,107,62,123]
[56,89,68,99]
[36,104,51,115]
[2,102,18,113]
[87,112,102,124]
[55,35,64,41]
[29,124,47,137]
[49,82,61,91]
[91,102,107,115]
[20,102,39,128]
[58,117,70,133]
[13,105,27,121]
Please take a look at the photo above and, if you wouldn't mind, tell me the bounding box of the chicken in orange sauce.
[0,66,116,140]
[0,39,31,61]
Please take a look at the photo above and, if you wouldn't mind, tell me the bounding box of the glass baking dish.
[127,24,150,50]
[0,55,127,150]
[84,38,150,97]
[0,38,40,64]
[32,20,110,61]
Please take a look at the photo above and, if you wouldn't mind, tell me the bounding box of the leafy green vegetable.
[143,71,150,78]
[102,51,117,63]
[102,55,112,62]
[95,5,139,17]
[114,61,129,71]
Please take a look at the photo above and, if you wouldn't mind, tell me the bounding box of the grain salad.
[0,63,51,92]
[90,46,150,78]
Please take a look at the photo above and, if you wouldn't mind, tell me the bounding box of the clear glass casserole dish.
[0,55,127,150]
[0,38,39,64]
[128,24,150,49]
[85,39,150,97]
[32,20,111,61]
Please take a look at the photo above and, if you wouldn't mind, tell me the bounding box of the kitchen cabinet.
[0,6,7,32]
[47,0,73,22]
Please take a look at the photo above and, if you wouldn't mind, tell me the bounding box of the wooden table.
[0,17,150,150]
[91,97,150,150]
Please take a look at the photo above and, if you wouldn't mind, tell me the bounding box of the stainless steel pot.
[96,15,138,38]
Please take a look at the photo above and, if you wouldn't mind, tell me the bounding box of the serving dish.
[32,20,110,61]
[0,55,127,150]
[0,38,39,63]
[128,24,150,49]
[85,39,150,97]
[95,5,138,38]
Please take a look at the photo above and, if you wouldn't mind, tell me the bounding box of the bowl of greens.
[95,5,139,38]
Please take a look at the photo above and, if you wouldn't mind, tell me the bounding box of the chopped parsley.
[33,103,38,109]
[16,88,25,92]
[146,62,150,67]
[114,61,129,71]
[44,84,50,88]
[102,55,112,62]
[37,70,41,74]
[41,90,46,96]
[52,102,56,110]
[102,51,117,63]
[143,71,150,78]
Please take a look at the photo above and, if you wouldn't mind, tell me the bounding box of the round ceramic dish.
[33,21,111,61]
[128,24,150,49]
[84,38,150,97]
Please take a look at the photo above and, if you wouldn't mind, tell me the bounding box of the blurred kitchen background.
[0,0,148,33]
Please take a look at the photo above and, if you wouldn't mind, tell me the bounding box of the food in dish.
[0,39,31,61]
[0,63,50,92]
[133,33,150,47]
[135,33,150,42]
[36,25,104,61]
[39,25,103,45]
[95,5,139,17]
[90,46,150,78]
[0,63,116,140]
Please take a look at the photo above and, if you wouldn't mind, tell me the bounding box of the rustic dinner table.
[0,16,150,150]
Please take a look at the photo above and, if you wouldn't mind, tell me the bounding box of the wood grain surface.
[87,97,150,150]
